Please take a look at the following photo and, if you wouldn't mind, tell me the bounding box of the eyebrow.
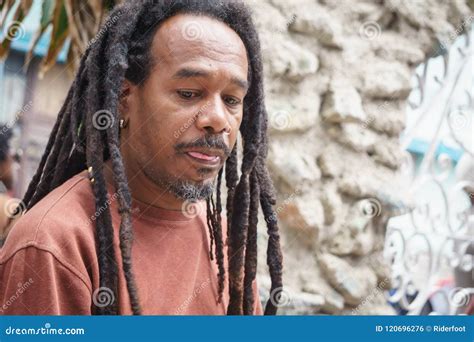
[172,67,249,91]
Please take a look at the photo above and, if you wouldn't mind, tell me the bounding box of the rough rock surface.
[247,0,472,314]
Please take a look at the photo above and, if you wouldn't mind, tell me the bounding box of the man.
[0,0,283,315]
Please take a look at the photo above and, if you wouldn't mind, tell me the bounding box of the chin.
[171,178,215,201]
[194,167,218,181]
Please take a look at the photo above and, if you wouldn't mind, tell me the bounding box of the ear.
[119,79,133,117]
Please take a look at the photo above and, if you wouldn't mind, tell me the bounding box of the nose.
[195,96,230,135]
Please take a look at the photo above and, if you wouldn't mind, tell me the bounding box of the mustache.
[175,135,231,157]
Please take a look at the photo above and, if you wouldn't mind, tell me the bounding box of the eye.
[224,96,241,106]
[177,90,200,99]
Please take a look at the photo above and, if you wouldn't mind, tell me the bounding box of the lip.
[182,149,222,167]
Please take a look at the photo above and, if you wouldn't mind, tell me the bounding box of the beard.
[143,166,216,202]
[169,179,214,201]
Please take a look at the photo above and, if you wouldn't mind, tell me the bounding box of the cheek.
[143,95,196,141]
[136,102,180,146]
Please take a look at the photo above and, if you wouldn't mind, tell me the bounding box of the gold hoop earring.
[119,118,129,129]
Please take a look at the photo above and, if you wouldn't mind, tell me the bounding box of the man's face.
[119,14,248,201]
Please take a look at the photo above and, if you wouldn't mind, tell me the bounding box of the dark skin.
[105,14,249,211]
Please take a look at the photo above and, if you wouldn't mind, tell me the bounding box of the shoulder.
[0,171,98,280]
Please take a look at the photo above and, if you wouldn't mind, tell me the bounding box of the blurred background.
[0,0,473,315]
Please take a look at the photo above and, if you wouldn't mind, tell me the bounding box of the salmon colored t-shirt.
[0,171,262,315]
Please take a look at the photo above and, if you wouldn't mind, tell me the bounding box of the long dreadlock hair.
[21,0,283,315]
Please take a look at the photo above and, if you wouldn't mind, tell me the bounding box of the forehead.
[149,13,248,80]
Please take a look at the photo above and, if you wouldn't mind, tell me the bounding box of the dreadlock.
[0,125,12,163]
[21,0,283,315]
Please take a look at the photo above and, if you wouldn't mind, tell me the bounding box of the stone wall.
[247,0,473,314]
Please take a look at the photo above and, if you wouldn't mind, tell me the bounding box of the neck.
[103,159,185,211]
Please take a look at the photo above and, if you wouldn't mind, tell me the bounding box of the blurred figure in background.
[0,125,19,247]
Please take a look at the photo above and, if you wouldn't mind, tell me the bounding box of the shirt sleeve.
[0,246,92,315]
